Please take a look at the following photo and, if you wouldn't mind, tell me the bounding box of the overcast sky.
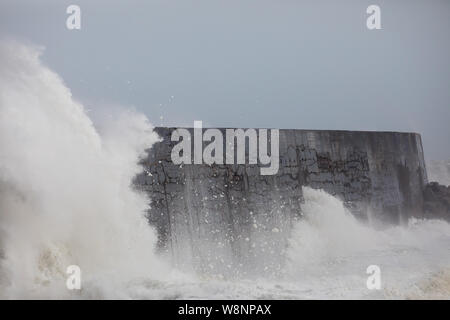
[1,0,449,159]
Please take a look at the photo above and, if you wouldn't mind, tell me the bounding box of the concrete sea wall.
[135,128,428,274]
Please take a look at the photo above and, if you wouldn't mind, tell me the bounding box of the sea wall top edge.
[154,126,422,137]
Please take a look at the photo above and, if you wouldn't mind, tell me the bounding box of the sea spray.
[284,187,450,299]
[1,39,450,299]
[427,160,450,186]
[0,40,167,298]
[286,187,378,271]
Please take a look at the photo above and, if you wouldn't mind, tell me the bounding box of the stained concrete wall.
[135,128,427,275]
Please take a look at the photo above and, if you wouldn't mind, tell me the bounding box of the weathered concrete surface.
[135,128,427,275]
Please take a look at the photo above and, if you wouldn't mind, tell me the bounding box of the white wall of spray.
[0,40,168,298]
[286,187,378,270]
[284,187,450,299]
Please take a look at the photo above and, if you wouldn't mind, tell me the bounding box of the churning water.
[0,41,449,299]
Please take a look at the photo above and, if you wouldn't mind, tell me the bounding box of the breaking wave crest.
[0,40,167,298]
[284,187,450,299]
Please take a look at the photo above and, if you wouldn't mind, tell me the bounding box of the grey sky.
[1,0,449,159]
